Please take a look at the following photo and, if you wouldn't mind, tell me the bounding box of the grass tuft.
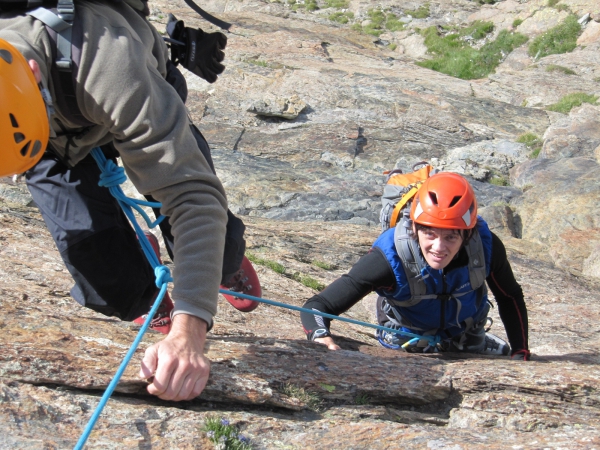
[202,416,253,450]
[246,252,286,274]
[516,132,543,158]
[512,18,523,28]
[528,14,581,59]
[324,0,348,8]
[404,4,430,19]
[545,64,576,75]
[312,260,334,270]
[546,92,598,114]
[280,383,323,411]
[329,11,354,24]
[417,22,528,79]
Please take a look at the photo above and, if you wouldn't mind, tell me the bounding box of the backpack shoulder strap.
[28,0,94,128]
[464,229,487,290]
[392,212,434,307]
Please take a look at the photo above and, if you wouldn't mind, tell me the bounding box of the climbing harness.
[73,147,440,449]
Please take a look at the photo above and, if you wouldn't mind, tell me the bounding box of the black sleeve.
[300,248,396,340]
[486,232,529,355]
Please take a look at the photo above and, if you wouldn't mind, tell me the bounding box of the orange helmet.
[0,38,49,177]
[410,172,477,229]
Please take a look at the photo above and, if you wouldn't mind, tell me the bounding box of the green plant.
[246,252,286,274]
[528,15,581,59]
[280,383,323,411]
[355,393,370,405]
[404,4,430,19]
[292,273,326,291]
[477,0,498,3]
[329,11,353,23]
[292,0,318,11]
[356,9,406,36]
[324,0,348,8]
[389,43,398,51]
[545,64,576,75]
[203,417,253,450]
[546,92,598,113]
[516,132,543,158]
[312,260,333,270]
[512,18,523,28]
[556,3,569,11]
[417,22,528,80]
[489,175,509,186]
[385,13,405,32]
[547,0,559,6]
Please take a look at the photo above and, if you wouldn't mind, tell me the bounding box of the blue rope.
[218,288,440,345]
[73,148,173,450]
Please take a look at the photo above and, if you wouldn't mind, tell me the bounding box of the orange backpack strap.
[387,165,432,228]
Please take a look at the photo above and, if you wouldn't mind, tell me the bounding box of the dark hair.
[413,222,474,246]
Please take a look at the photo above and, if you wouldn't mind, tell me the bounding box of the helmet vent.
[20,141,31,157]
[14,132,25,144]
[428,192,438,205]
[9,113,18,128]
[449,196,462,207]
[31,141,42,158]
[0,49,12,63]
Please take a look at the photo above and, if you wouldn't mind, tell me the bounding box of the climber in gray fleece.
[1,0,233,400]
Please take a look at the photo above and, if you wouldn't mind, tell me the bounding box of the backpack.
[378,162,487,313]
[379,161,434,233]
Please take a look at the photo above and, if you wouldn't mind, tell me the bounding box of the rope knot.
[154,265,173,288]
[98,160,127,187]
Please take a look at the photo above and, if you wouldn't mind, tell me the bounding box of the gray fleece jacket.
[0,0,228,326]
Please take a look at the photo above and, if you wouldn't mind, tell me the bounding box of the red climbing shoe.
[133,231,173,335]
[220,256,261,312]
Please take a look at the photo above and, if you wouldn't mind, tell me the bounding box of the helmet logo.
[413,202,424,220]
[462,210,471,227]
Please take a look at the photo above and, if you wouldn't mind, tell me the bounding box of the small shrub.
[202,417,253,450]
[547,0,559,6]
[404,4,430,19]
[528,15,581,59]
[280,383,323,411]
[545,64,576,75]
[389,43,398,51]
[546,92,598,114]
[512,18,523,28]
[556,4,569,11]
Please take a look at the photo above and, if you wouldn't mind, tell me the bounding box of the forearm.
[301,249,395,339]
[487,233,529,353]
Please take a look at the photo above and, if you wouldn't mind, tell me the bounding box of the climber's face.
[417,227,464,270]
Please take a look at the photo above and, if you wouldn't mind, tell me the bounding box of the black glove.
[166,14,227,83]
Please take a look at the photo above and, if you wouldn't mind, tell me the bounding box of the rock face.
[2,0,600,448]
